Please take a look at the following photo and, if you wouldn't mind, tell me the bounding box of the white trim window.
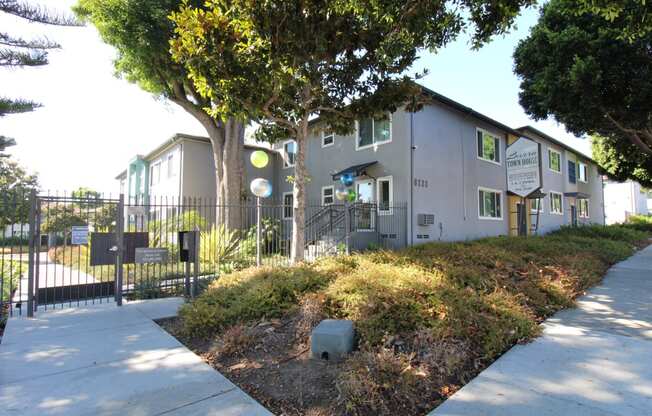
[282,192,294,219]
[356,114,392,150]
[321,186,334,205]
[321,130,334,148]
[578,162,588,183]
[530,198,543,214]
[377,176,393,215]
[476,128,501,165]
[548,148,562,173]
[150,162,161,186]
[550,192,563,215]
[283,140,297,168]
[478,187,503,220]
[578,199,590,218]
[167,154,175,178]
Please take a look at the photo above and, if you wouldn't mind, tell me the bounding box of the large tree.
[0,157,39,227]
[1,1,79,144]
[514,0,652,157]
[592,135,652,187]
[74,0,246,229]
[171,0,532,262]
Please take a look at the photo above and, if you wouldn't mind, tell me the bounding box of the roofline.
[515,125,594,163]
[115,170,127,180]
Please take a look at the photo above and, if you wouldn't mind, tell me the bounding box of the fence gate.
[19,193,123,316]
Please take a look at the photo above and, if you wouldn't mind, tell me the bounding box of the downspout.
[178,142,184,198]
[410,110,415,246]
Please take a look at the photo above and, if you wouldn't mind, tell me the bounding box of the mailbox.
[89,232,149,266]
[179,231,199,262]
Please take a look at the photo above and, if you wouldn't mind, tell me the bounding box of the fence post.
[115,194,124,306]
[256,197,262,267]
[344,201,351,255]
[193,229,200,297]
[26,190,36,317]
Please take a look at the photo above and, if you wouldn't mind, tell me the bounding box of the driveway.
[0,297,272,415]
[430,245,652,416]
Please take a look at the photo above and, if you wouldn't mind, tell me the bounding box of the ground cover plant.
[160,225,650,414]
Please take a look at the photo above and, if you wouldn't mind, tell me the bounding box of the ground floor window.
[377,176,393,214]
[283,192,293,219]
[550,192,563,215]
[530,198,543,213]
[478,187,502,219]
[578,199,590,218]
[321,186,334,205]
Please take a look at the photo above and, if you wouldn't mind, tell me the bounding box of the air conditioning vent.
[418,213,435,226]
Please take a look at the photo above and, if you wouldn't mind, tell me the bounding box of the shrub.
[1,260,23,301]
[627,215,652,233]
[550,224,646,245]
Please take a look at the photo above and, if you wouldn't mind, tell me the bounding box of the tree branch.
[0,32,59,49]
[0,0,81,26]
[604,112,652,155]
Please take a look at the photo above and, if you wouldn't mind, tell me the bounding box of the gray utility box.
[310,319,355,361]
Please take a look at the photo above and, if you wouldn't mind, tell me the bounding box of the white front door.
[355,179,375,231]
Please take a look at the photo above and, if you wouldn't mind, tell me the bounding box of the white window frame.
[478,187,503,220]
[321,130,334,148]
[578,199,590,218]
[549,191,564,215]
[530,197,544,214]
[283,140,296,169]
[376,175,393,216]
[578,162,588,183]
[355,113,393,151]
[282,192,294,219]
[476,128,502,166]
[167,154,175,178]
[321,186,334,205]
[548,148,562,174]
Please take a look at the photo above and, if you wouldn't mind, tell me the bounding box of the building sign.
[506,137,542,198]
[134,247,168,264]
[71,226,89,245]
[127,206,147,216]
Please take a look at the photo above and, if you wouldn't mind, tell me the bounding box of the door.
[516,202,527,236]
[570,204,578,227]
[354,180,375,231]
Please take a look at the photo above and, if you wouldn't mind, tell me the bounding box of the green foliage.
[592,134,652,187]
[149,210,208,246]
[1,260,23,301]
[0,159,39,227]
[40,205,87,234]
[550,224,647,245]
[574,0,651,42]
[626,215,652,232]
[200,223,243,265]
[514,0,652,165]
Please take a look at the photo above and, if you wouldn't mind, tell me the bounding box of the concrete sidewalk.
[431,244,652,416]
[0,298,272,416]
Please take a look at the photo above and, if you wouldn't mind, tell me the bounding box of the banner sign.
[506,137,542,198]
[71,226,89,245]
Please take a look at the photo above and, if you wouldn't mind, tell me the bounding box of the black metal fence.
[0,191,408,317]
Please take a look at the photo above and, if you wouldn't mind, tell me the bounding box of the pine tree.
[0,0,80,144]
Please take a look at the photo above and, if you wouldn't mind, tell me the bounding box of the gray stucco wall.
[411,102,510,242]
[181,140,217,200]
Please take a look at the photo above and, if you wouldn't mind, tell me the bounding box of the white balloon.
[250,178,272,198]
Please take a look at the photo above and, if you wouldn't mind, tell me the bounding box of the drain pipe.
[410,109,415,246]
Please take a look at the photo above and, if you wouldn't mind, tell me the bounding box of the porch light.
[250,178,272,198]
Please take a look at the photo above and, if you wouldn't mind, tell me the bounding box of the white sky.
[0,1,590,193]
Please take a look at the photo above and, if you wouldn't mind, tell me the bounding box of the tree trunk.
[290,117,309,263]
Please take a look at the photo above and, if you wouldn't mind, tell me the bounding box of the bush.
[0,236,28,247]
[550,224,647,244]
[1,260,23,301]
[627,215,652,233]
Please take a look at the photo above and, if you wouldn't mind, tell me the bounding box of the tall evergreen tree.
[0,1,80,144]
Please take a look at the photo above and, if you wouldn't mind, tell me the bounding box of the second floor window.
[321,186,334,205]
[322,130,334,147]
[283,140,296,168]
[477,129,501,164]
[167,154,175,178]
[357,114,391,149]
[568,160,576,184]
[548,149,561,173]
[578,162,588,183]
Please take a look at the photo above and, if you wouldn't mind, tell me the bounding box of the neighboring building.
[604,180,649,224]
[115,86,606,250]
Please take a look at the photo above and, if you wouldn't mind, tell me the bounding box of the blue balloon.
[340,173,354,187]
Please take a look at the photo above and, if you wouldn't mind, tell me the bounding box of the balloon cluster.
[336,172,357,202]
[249,150,272,198]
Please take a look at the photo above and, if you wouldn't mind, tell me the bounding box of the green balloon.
[347,189,357,202]
[250,150,269,169]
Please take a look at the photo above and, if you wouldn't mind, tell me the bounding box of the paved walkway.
[0,297,272,416]
[431,244,652,416]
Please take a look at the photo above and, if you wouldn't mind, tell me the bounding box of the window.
[321,130,334,148]
[476,129,501,164]
[321,186,334,205]
[478,187,502,219]
[356,114,391,149]
[578,162,588,183]
[283,140,296,168]
[578,199,590,218]
[377,176,393,215]
[550,192,563,215]
[149,166,154,186]
[548,149,561,173]
[568,160,576,184]
[530,198,543,213]
[283,192,294,219]
[150,163,161,186]
[167,154,175,178]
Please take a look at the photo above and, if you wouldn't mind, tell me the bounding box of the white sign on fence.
[134,247,169,264]
[127,206,147,216]
[506,137,542,198]
[71,226,89,245]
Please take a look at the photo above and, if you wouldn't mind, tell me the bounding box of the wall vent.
[417,213,435,226]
